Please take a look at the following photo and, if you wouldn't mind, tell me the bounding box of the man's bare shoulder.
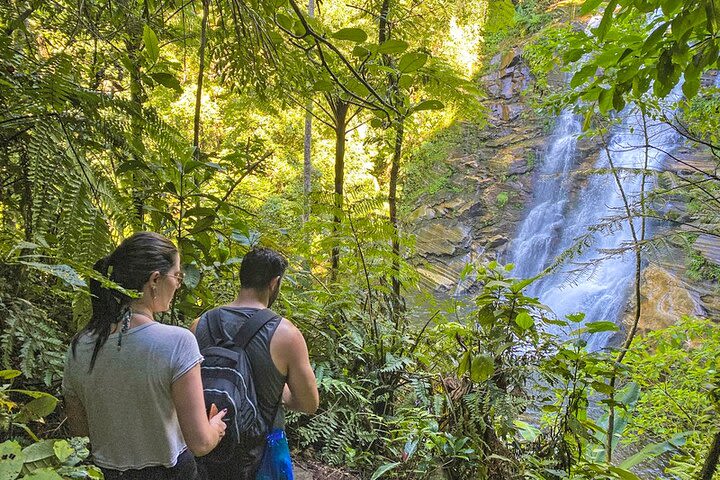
[273,317,306,345]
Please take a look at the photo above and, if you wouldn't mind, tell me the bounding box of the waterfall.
[508,92,683,350]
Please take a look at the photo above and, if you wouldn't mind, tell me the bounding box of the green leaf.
[143,25,159,63]
[332,28,368,43]
[458,351,471,376]
[398,74,413,89]
[398,52,428,73]
[510,277,534,293]
[0,441,24,480]
[598,87,613,114]
[22,469,64,480]
[189,215,216,234]
[378,39,409,54]
[370,462,400,480]
[593,0,618,41]
[0,370,22,380]
[580,0,604,15]
[608,466,641,480]
[150,73,181,92]
[52,440,73,463]
[412,100,444,112]
[620,432,692,470]
[352,45,371,57]
[275,13,294,31]
[312,80,334,92]
[345,78,370,97]
[515,311,534,330]
[15,395,58,423]
[661,0,683,16]
[564,48,585,62]
[642,22,669,54]
[570,64,597,88]
[19,262,86,289]
[470,355,494,382]
[682,76,700,98]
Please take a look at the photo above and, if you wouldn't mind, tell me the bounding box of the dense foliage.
[1,0,719,479]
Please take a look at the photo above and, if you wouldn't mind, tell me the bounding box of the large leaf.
[332,28,368,43]
[370,462,400,480]
[619,432,693,470]
[580,0,604,15]
[398,52,428,73]
[378,39,408,54]
[514,311,534,330]
[594,0,618,40]
[19,262,86,289]
[22,470,63,480]
[411,99,444,112]
[143,25,159,63]
[0,370,22,380]
[150,73,181,92]
[15,395,58,423]
[0,441,24,480]
[470,355,494,382]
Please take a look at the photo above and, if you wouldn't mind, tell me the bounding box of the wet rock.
[485,234,509,249]
[463,201,485,218]
[408,205,436,222]
[627,264,703,333]
[415,222,468,257]
[508,158,533,175]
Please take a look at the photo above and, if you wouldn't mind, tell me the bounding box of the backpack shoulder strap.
[232,308,279,349]
[202,308,231,347]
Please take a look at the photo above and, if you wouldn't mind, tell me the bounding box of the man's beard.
[268,283,280,308]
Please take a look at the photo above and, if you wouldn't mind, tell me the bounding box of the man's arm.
[272,319,319,414]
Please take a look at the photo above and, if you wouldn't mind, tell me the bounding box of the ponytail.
[71,232,178,372]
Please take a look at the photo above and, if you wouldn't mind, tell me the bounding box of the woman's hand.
[172,365,228,456]
[207,403,227,440]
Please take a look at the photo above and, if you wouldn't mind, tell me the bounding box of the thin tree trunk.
[388,120,403,301]
[701,431,720,480]
[193,0,209,161]
[302,0,314,224]
[331,101,349,280]
[603,113,649,462]
[126,38,145,225]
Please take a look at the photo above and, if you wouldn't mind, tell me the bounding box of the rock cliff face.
[408,47,545,294]
[406,47,718,329]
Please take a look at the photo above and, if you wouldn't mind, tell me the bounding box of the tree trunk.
[302,0,314,224]
[388,120,403,301]
[126,37,145,226]
[193,0,209,161]
[701,431,720,480]
[330,101,349,280]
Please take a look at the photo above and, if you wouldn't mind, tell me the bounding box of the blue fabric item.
[255,429,294,480]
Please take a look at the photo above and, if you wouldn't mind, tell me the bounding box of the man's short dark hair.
[239,247,288,290]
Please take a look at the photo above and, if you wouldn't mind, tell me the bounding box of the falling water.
[508,91,683,350]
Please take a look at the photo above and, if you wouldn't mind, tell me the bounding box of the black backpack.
[197,308,279,463]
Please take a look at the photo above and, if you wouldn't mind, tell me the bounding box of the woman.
[63,232,226,480]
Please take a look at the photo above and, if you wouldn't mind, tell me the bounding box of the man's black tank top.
[195,306,287,428]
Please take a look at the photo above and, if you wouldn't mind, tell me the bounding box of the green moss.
[400,125,463,212]
[496,191,509,208]
[686,249,720,282]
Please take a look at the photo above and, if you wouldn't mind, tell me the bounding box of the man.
[190,247,319,480]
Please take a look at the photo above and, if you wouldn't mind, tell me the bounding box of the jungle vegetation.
[0,0,719,478]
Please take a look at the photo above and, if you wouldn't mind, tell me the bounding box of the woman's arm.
[171,364,227,456]
[64,395,90,437]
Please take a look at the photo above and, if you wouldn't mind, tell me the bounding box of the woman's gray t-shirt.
[62,322,203,471]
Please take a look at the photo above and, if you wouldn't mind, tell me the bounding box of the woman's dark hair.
[72,232,177,371]
[239,247,288,290]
